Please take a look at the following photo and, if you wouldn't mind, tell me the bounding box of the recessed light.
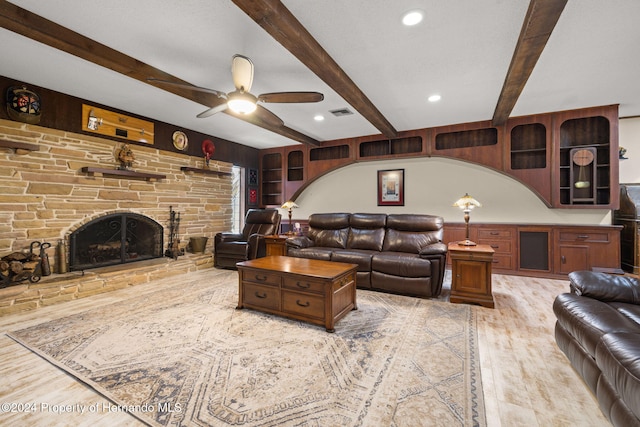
[402,10,424,26]
[314,115,325,121]
[428,94,441,102]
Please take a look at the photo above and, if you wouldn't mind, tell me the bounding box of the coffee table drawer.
[282,276,324,294]
[242,283,280,310]
[242,269,281,286]
[282,291,324,320]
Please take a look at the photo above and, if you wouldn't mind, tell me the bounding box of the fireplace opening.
[69,213,163,271]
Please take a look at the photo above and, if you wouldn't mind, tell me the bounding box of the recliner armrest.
[286,236,314,249]
[215,232,243,244]
[419,242,447,257]
[569,271,640,303]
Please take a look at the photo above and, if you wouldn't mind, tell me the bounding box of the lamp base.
[458,239,477,246]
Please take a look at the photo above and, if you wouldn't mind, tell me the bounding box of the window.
[231,166,245,233]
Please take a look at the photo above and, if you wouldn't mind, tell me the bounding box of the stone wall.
[0,118,234,314]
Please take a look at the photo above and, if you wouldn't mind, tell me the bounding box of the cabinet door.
[453,259,490,295]
[557,245,589,274]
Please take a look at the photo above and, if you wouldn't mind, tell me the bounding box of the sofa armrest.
[286,236,314,249]
[569,271,640,303]
[419,242,448,257]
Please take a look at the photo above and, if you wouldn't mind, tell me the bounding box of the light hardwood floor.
[0,269,614,426]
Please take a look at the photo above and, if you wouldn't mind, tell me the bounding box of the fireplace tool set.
[165,206,183,259]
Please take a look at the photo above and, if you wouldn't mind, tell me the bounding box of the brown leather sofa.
[285,213,447,297]
[553,271,640,427]
[214,209,281,269]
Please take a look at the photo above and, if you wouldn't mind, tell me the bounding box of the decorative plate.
[6,86,41,124]
[172,131,188,151]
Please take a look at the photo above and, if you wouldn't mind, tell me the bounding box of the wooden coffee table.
[236,256,357,332]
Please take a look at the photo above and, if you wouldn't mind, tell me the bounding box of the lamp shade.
[281,201,299,210]
[453,193,481,210]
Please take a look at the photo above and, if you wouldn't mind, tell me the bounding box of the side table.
[264,235,289,256]
[448,242,495,308]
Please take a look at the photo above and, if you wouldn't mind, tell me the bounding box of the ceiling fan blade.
[258,92,324,103]
[147,78,226,98]
[231,55,254,92]
[252,105,284,127]
[197,99,228,118]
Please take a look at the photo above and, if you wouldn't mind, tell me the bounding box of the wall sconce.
[280,201,299,235]
[453,193,482,246]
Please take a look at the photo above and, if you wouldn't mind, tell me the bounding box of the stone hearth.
[0,253,212,316]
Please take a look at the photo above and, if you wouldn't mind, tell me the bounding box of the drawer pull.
[296,300,310,307]
[296,282,311,289]
[577,235,589,239]
[491,245,499,249]
[561,256,566,264]
[490,232,499,235]
[254,274,268,281]
[254,291,268,299]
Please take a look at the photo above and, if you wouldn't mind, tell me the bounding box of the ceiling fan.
[148,54,324,128]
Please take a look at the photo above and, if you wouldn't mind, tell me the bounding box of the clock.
[572,149,594,166]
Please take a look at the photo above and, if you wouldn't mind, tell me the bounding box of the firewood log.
[10,261,23,274]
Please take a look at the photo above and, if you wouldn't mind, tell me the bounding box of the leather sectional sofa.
[285,213,447,297]
[553,271,640,427]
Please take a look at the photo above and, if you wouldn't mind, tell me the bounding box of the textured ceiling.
[1,0,639,149]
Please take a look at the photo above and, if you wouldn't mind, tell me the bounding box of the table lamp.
[280,200,299,235]
[453,193,481,246]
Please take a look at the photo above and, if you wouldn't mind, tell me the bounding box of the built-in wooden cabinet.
[258,105,620,210]
[260,151,283,207]
[443,223,621,278]
[557,109,615,207]
[476,225,517,271]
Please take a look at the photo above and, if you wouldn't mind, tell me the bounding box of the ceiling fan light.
[227,91,257,114]
[402,10,424,26]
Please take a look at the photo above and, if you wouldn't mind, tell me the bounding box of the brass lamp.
[453,193,482,246]
[280,200,299,235]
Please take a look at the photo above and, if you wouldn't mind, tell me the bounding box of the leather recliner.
[553,271,640,427]
[214,209,281,269]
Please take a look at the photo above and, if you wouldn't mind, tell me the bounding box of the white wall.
[292,156,612,225]
[620,117,640,184]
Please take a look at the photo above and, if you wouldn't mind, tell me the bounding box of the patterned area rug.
[8,269,485,427]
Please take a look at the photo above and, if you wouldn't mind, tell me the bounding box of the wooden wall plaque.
[81,104,154,144]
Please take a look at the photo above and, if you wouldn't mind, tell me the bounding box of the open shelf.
[510,123,546,170]
[559,116,611,206]
[81,167,166,181]
[0,139,40,152]
[181,167,232,177]
[261,152,283,206]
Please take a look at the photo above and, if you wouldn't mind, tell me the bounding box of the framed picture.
[248,168,258,186]
[377,169,404,206]
[248,187,258,206]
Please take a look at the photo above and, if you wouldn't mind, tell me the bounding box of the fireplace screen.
[69,213,163,271]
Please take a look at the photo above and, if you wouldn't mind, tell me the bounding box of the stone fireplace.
[0,118,234,315]
[69,213,163,271]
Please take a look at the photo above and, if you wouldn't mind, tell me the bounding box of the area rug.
[8,269,486,427]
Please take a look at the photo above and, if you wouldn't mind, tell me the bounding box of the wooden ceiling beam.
[233,0,398,139]
[492,0,568,126]
[0,0,320,146]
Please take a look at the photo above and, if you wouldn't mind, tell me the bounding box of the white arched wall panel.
[620,117,640,184]
[292,157,612,225]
